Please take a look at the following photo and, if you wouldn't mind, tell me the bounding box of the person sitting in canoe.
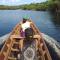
[18,16,34,60]
[20,16,33,38]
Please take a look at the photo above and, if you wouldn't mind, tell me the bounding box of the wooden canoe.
[0,20,52,60]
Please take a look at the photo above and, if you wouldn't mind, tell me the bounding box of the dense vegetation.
[48,0,60,24]
[19,2,48,11]
[0,2,49,11]
[19,0,60,12]
[0,0,60,11]
[0,5,20,10]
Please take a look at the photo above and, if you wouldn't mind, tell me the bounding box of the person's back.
[25,28,33,40]
[21,21,30,32]
[20,16,30,37]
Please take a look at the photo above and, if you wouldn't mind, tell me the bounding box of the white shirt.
[21,21,30,32]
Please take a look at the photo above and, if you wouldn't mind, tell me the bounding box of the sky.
[0,0,47,6]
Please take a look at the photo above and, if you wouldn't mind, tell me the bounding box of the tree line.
[0,0,60,12]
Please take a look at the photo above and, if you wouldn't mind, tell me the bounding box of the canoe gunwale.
[0,20,52,60]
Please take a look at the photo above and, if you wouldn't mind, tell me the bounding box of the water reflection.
[50,12,60,25]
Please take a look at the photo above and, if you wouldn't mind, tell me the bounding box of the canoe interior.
[0,20,52,60]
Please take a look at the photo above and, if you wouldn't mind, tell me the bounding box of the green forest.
[0,0,60,11]
[19,2,48,11]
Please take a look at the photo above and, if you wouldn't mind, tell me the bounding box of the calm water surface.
[0,10,60,42]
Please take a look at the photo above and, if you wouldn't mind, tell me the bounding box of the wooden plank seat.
[10,35,41,39]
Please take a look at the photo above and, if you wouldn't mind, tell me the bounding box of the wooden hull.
[0,20,52,60]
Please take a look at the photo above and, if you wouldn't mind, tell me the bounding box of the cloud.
[0,0,21,5]
[0,0,20,3]
[0,0,47,5]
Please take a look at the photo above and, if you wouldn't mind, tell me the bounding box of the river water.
[0,10,60,42]
[0,10,60,60]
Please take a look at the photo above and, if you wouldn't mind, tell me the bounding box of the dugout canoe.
[0,20,52,60]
